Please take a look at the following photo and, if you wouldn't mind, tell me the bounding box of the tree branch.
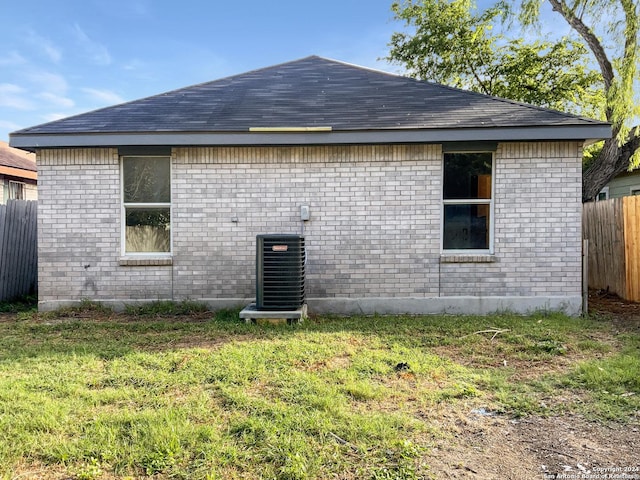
[583,127,640,201]
[621,0,639,62]
[546,0,615,93]
[620,126,640,163]
[464,53,491,95]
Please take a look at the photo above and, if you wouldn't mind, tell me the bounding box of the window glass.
[125,208,170,253]
[123,157,170,203]
[8,181,25,200]
[443,152,493,251]
[122,156,171,254]
[443,152,492,200]
[443,204,490,250]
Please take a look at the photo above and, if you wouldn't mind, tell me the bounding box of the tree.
[388,0,639,201]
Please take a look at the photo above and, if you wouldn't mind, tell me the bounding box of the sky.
[0,0,402,142]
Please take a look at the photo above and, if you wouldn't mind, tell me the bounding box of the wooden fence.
[0,200,37,301]
[583,196,640,301]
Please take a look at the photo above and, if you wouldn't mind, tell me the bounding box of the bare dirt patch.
[425,406,639,479]
[589,290,640,333]
[423,293,640,479]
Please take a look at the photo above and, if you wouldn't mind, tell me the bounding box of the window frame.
[441,151,495,254]
[597,186,610,201]
[120,155,172,257]
[8,180,25,200]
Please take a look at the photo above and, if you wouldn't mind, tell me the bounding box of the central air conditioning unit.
[256,234,305,310]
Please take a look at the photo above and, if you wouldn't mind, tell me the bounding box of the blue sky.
[0,0,401,141]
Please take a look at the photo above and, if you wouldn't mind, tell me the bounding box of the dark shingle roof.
[10,56,610,148]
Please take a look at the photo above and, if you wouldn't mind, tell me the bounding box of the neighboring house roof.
[0,141,37,180]
[10,55,610,150]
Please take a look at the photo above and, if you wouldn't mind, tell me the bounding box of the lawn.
[0,301,638,479]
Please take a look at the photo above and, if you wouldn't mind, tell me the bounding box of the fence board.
[624,196,640,301]
[583,196,640,302]
[583,198,626,297]
[25,201,38,297]
[0,200,37,301]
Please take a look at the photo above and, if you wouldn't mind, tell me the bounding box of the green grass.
[0,304,637,479]
[0,294,37,313]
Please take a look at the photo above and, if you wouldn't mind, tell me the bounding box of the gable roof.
[10,56,610,150]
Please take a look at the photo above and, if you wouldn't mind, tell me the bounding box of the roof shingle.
[13,56,606,136]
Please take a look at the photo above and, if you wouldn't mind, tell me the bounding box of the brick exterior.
[440,142,583,297]
[36,142,583,313]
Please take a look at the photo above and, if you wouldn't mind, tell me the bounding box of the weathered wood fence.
[0,200,37,301]
[583,196,640,301]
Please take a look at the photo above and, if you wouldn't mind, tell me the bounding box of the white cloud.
[25,70,69,95]
[0,119,22,131]
[37,92,75,108]
[25,29,62,63]
[73,24,112,66]
[123,59,147,71]
[0,84,34,110]
[82,87,125,105]
[0,51,28,67]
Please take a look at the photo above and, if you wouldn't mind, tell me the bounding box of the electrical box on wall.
[300,205,310,221]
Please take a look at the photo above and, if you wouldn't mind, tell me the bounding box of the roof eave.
[9,124,612,151]
[0,165,37,180]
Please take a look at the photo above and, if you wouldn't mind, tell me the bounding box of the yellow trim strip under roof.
[249,126,332,132]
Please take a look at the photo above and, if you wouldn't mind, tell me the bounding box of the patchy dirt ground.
[425,406,639,479]
[424,292,640,480]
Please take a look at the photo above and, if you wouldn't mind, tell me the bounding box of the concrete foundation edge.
[38,295,582,316]
[307,296,583,316]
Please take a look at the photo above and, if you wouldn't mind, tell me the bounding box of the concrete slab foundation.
[38,296,582,317]
[239,303,308,324]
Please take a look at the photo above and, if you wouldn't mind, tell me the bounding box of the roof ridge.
[10,56,611,144]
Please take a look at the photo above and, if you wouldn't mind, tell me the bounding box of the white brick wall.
[36,142,583,312]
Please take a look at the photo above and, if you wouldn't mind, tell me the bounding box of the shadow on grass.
[0,299,618,364]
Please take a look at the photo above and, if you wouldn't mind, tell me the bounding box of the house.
[9,56,610,314]
[0,141,37,203]
[597,169,640,200]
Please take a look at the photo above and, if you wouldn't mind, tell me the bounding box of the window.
[8,181,25,200]
[597,187,609,201]
[442,152,493,251]
[121,156,171,254]
[630,186,640,196]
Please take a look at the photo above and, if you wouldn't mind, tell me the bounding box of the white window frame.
[120,155,172,257]
[597,186,609,201]
[8,180,25,200]
[441,151,495,254]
